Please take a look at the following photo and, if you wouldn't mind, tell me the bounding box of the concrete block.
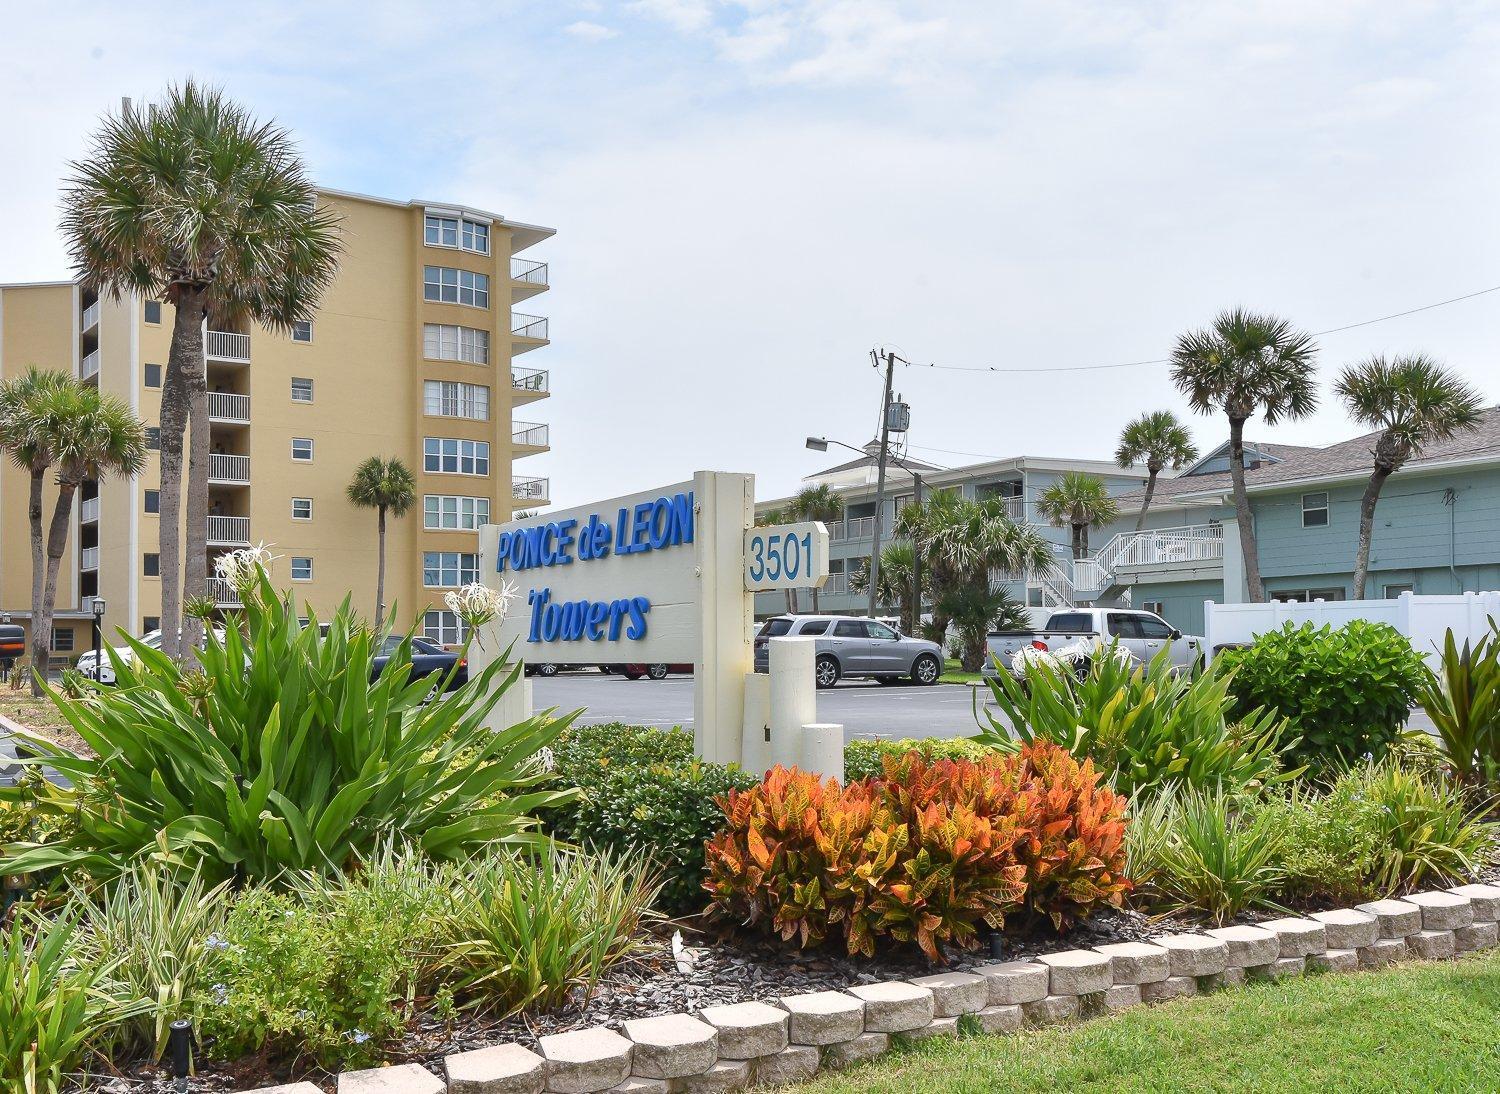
[1257,917,1327,958]
[975,960,1050,1005]
[1454,921,1499,952]
[622,1014,718,1080]
[339,1065,444,1094]
[1092,941,1170,984]
[973,1003,1023,1034]
[1140,976,1197,1003]
[669,1061,749,1094]
[697,1001,789,1060]
[1021,994,1080,1026]
[907,971,988,1017]
[1218,967,1248,988]
[1205,925,1280,968]
[1354,899,1423,939]
[1150,934,1228,977]
[1357,937,1408,968]
[899,1016,960,1042]
[539,1027,634,1094]
[820,1032,889,1071]
[746,1045,820,1089]
[1404,891,1473,931]
[1449,883,1500,923]
[607,1081,666,1094]
[1311,909,1379,951]
[1266,957,1305,980]
[1308,949,1358,974]
[248,1086,324,1094]
[777,991,865,1046]
[847,982,935,1033]
[446,1044,547,1094]
[1406,929,1456,960]
[1036,949,1112,995]
[1103,984,1142,1012]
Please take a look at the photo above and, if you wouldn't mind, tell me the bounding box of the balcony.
[512,421,549,455]
[80,546,99,572]
[208,454,250,484]
[510,258,549,302]
[511,367,549,404]
[208,577,242,608]
[80,348,100,381]
[841,515,877,540]
[513,476,550,504]
[81,300,100,333]
[511,313,549,355]
[208,391,251,424]
[81,497,100,524]
[206,330,251,363]
[207,515,251,546]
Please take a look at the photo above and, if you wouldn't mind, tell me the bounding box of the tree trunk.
[1135,469,1159,531]
[159,289,205,660]
[961,629,986,673]
[36,478,79,694]
[26,465,46,695]
[810,585,820,612]
[1352,465,1393,600]
[1080,523,1091,558]
[1226,415,1265,602]
[376,505,388,625]
[1071,524,1085,560]
[182,311,212,656]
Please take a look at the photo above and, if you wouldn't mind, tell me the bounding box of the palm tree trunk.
[1226,415,1265,602]
[35,479,79,695]
[158,289,204,661]
[26,465,46,692]
[182,343,211,655]
[810,586,820,612]
[1080,524,1091,558]
[1352,465,1392,600]
[1135,469,1159,531]
[376,505,388,625]
[1071,524,1085,560]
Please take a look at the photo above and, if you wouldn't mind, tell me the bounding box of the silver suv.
[754,615,945,689]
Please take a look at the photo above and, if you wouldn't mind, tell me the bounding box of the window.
[1136,617,1175,640]
[144,489,160,514]
[423,266,489,308]
[143,553,160,577]
[1141,600,1166,616]
[145,427,160,451]
[291,377,314,403]
[1106,613,1143,639]
[1049,613,1092,633]
[759,618,794,638]
[1272,587,1346,603]
[423,494,491,531]
[423,610,469,646]
[833,620,865,638]
[1302,492,1329,528]
[290,557,313,581]
[423,437,490,476]
[143,616,160,636]
[144,300,161,324]
[866,621,898,640]
[291,320,313,343]
[796,619,831,636]
[52,628,75,653]
[291,437,313,461]
[422,380,489,420]
[1384,583,1414,598]
[291,497,313,521]
[422,323,490,364]
[424,213,489,255]
[422,551,479,587]
[144,363,162,388]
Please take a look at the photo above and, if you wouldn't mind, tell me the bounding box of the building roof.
[809,440,943,478]
[1123,405,1500,505]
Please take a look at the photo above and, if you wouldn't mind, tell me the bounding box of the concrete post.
[801,723,845,781]
[768,637,817,770]
[741,671,771,777]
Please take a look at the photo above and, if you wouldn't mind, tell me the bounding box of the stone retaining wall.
[248,883,1500,1094]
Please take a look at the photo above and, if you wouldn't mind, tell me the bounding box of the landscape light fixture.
[169,1019,194,1090]
[91,597,107,619]
[90,598,107,682]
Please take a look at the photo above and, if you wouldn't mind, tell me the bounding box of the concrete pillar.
[768,637,817,770]
[740,671,771,778]
[802,723,844,781]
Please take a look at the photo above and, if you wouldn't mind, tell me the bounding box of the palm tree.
[1115,410,1199,530]
[0,372,145,693]
[347,456,417,625]
[1036,471,1120,560]
[61,82,340,660]
[792,484,845,611]
[939,583,1031,673]
[1171,309,1318,602]
[849,541,917,634]
[1335,355,1483,599]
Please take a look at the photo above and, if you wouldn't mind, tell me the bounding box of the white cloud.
[565,20,621,41]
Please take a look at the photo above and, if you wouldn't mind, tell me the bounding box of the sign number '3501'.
[743,522,830,592]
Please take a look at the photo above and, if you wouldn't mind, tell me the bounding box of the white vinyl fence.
[1205,591,1500,666]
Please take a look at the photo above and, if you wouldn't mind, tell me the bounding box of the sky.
[3,1,1498,507]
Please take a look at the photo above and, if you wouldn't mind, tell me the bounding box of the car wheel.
[646,663,670,680]
[911,653,941,686]
[536,662,559,678]
[815,655,840,690]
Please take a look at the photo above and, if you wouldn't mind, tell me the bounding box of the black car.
[371,635,467,694]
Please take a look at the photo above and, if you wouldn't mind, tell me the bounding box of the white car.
[76,628,225,685]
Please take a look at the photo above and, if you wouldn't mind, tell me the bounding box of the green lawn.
[791,952,1500,1093]
[939,659,986,685]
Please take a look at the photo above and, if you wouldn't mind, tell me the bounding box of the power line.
[904,283,1500,376]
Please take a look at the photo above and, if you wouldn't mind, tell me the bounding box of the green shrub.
[1250,781,1386,906]
[0,567,577,883]
[977,645,1295,798]
[548,724,756,915]
[1417,627,1500,787]
[1218,620,1427,770]
[843,737,994,781]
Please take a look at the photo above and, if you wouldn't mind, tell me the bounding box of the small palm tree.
[792,484,845,611]
[1171,309,1318,602]
[1335,355,1483,599]
[1036,472,1120,559]
[757,507,797,614]
[1116,410,1199,530]
[61,82,341,660]
[849,541,918,634]
[347,457,417,626]
[0,372,145,693]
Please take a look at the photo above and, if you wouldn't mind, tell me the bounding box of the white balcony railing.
[81,497,100,524]
[513,476,550,501]
[206,330,251,362]
[821,574,850,596]
[81,300,100,332]
[843,515,876,540]
[512,313,549,340]
[209,454,250,483]
[511,258,548,287]
[80,348,100,380]
[208,391,250,422]
[512,367,549,394]
[208,577,242,608]
[513,422,549,448]
[80,546,100,571]
[206,515,251,545]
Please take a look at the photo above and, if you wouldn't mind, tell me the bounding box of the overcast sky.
[4,1,1498,506]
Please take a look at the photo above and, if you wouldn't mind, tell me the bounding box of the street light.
[90,597,106,681]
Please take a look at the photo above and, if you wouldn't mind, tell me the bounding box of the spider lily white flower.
[443,581,518,648]
[214,541,280,592]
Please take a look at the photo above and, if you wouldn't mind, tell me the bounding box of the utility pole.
[867,349,896,620]
[909,471,923,635]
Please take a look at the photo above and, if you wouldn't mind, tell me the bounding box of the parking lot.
[531,671,998,741]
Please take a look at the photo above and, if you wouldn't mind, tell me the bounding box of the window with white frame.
[423,494,491,531]
[423,437,490,476]
[423,551,479,587]
[291,320,313,343]
[290,556,313,581]
[423,380,489,420]
[291,497,313,521]
[52,628,75,652]
[422,323,490,364]
[424,214,490,255]
[1384,582,1414,598]
[292,437,314,461]
[1301,492,1329,528]
[423,266,489,308]
[423,609,470,646]
[291,377,314,403]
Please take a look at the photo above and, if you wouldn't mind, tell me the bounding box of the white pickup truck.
[982,608,1205,679]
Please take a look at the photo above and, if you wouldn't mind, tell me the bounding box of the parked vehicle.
[617,663,692,681]
[76,628,226,685]
[371,635,467,693]
[982,607,1204,679]
[754,614,944,689]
